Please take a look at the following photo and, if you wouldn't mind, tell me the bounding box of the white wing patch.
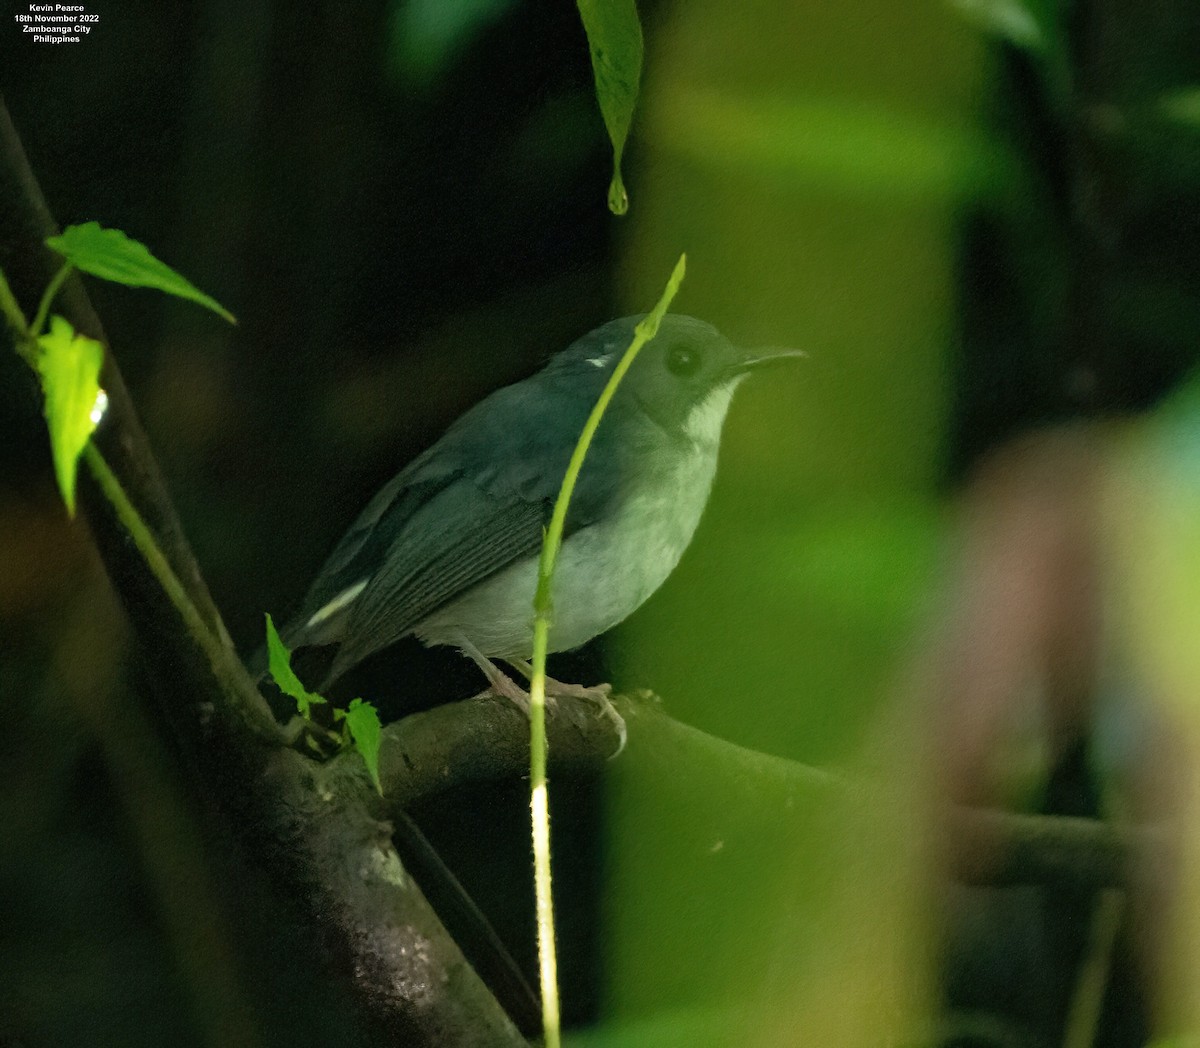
[586,355,611,369]
[306,579,368,628]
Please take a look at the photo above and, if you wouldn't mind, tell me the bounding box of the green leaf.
[576,0,643,215]
[46,222,236,324]
[35,316,106,516]
[337,698,384,796]
[264,613,327,718]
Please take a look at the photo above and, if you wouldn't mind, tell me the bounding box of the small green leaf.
[264,613,327,718]
[46,222,235,324]
[36,316,105,516]
[337,698,384,796]
[576,0,643,215]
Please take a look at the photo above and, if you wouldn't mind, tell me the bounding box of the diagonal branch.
[0,95,525,1047]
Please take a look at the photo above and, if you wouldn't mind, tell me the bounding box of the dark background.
[3,0,1199,1045]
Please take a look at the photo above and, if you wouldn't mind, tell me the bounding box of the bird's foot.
[506,662,625,758]
[564,686,626,758]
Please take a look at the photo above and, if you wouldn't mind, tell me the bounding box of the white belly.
[414,448,718,659]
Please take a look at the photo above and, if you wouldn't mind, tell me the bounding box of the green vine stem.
[528,252,688,1047]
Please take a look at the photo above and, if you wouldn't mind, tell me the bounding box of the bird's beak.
[727,346,807,377]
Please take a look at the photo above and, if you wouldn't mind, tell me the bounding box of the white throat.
[683,377,745,447]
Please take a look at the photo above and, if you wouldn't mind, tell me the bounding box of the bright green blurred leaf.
[35,315,105,516]
[576,0,643,215]
[337,698,384,796]
[1120,375,1200,703]
[265,613,327,718]
[46,222,235,324]
[1113,375,1200,1034]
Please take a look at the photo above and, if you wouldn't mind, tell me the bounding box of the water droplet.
[89,388,109,427]
[607,171,629,216]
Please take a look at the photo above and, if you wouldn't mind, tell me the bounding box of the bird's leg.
[453,638,626,755]
[505,659,611,701]
[454,635,533,714]
[505,659,626,757]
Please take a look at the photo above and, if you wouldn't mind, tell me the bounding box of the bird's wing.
[324,483,549,677]
[285,378,624,680]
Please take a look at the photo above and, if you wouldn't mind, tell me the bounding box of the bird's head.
[551,313,804,448]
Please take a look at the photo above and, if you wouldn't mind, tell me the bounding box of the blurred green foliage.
[596,0,986,1037]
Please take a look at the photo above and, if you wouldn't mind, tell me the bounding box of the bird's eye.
[666,345,701,377]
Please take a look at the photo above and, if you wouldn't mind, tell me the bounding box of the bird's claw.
[542,681,625,759]
[487,671,626,758]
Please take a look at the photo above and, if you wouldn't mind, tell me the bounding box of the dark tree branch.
[374,688,624,808]
[0,97,524,1047]
[374,690,1138,894]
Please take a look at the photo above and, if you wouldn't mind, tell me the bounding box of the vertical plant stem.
[528,253,687,1046]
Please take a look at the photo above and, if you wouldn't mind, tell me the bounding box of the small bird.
[275,314,801,704]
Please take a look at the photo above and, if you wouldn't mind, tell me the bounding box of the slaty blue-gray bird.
[275,314,800,704]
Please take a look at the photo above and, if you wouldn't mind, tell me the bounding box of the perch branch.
[371,690,1138,893]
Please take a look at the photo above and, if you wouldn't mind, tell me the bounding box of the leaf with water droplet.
[576,0,643,216]
[46,222,236,324]
[35,316,105,517]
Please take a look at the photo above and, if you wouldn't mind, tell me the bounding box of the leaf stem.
[528,252,687,1047]
[31,260,74,338]
[83,444,281,743]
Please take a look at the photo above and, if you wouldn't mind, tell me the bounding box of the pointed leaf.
[576,0,643,215]
[46,222,235,324]
[265,613,327,717]
[36,316,105,516]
